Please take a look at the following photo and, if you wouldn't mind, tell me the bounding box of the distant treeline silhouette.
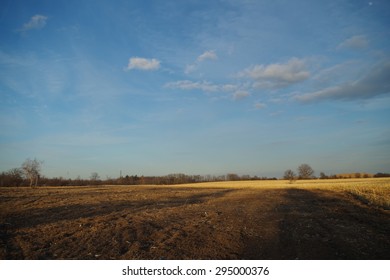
[0,171,278,187]
[1,159,389,187]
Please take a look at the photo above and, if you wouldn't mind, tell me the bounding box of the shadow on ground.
[269,189,388,259]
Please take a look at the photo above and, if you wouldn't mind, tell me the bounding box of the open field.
[1,178,389,259]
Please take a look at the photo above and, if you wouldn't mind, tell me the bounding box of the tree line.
[1,159,388,188]
[0,158,278,187]
[283,163,389,182]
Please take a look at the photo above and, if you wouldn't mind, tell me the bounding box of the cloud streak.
[239,58,310,88]
[185,50,218,74]
[197,50,218,62]
[295,61,390,102]
[232,90,250,100]
[127,57,160,71]
[20,14,48,32]
[164,80,219,92]
[338,35,369,50]
[165,79,253,102]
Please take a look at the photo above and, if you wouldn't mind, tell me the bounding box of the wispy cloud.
[338,35,369,50]
[197,50,218,62]
[165,80,219,92]
[295,61,390,102]
[184,64,197,74]
[19,14,48,32]
[232,90,250,100]
[185,50,218,74]
[239,58,310,88]
[165,80,251,100]
[126,57,160,71]
[221,84,239,92]
[312,61,357,85]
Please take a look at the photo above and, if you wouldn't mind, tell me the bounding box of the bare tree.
[21,158,42,188]
[0,168,24,187]
[226,173,240,181]
[297,163,314,179]
[283,169,296,183]
[90,172,100,183]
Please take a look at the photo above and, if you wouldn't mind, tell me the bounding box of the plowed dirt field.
[1,179,389,259]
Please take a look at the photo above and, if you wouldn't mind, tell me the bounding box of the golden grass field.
[1,178,389,259]
[180,178,390,210]
[181,178,390,210]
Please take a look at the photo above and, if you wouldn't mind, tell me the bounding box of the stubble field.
[1,178,389,259]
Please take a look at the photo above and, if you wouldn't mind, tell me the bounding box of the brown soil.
[0,185,389,259]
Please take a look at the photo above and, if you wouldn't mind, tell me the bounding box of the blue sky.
[0,0,389,179]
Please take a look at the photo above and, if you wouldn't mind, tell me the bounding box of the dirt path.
[0,185,389,259]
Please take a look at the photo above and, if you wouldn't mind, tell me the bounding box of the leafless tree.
[0,168,24,187]
[283,169,296,183]
[297,163,314,179]
[21,158,43,188]
[90,172,100,182]
[226,173,240,181]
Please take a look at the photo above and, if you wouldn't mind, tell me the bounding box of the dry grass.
[293,178,390,209]
[180,178,390,209]
[341,184,390,210]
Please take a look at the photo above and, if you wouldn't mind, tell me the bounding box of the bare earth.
[0,180,389,260]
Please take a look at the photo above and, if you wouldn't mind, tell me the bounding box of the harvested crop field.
[1,178,389,260]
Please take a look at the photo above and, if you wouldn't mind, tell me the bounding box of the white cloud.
[239,58,310,88]
[338,35,369,50]
[232,90,250,100]
[20,14,48,31]
[165,80,219,92]
[127,57,160,71]
[295,61,390,102]
[185,50,218,74]
[197,50,218,62]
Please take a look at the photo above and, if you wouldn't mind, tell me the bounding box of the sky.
[0,0,389,179]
